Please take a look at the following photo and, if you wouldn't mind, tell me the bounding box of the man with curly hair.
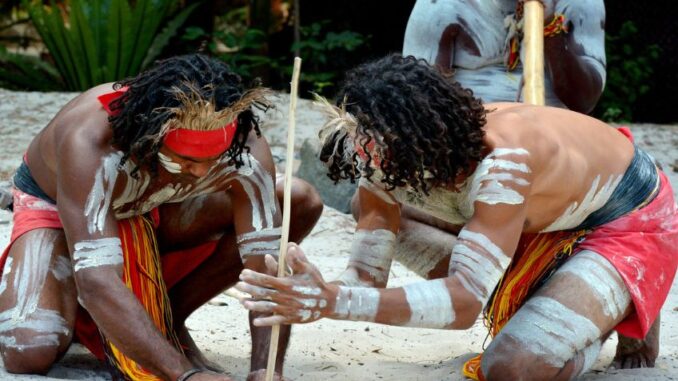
[0,54,322,381]
[236,54,677,380]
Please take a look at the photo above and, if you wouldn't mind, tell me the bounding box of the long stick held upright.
[265,57,302,381]
[522,0,545,105]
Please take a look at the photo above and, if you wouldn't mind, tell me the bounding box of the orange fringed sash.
[462,230,587,381]
[102,215,183,380]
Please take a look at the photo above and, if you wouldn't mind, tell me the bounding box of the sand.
[0,89,676,380]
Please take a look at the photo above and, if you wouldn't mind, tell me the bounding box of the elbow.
[73,269,119,311]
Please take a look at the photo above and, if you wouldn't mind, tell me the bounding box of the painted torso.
[402,0,606,106]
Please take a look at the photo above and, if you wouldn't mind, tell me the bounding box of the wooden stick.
[522,0,545,105]
[265,56,302,381]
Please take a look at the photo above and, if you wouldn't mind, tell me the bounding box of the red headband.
[163,119,237,158]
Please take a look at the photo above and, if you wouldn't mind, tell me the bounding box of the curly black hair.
[320,54,487,194]
[108,53,268,175]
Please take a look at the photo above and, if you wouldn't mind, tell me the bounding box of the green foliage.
[0,45,64,91]
[0,0,199,91]
[184,9,367,96]
[595,21,661,123]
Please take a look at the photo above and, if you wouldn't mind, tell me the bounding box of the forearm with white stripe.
[237,227,281,264]
[336,229,395,287]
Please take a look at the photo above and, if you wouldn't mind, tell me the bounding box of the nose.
[186,162,211,178]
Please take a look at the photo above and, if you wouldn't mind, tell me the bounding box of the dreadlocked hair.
[318,54,487,194]
[108,53,271,175]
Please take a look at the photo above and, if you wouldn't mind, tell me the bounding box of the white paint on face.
[359,178,398,205]
[558,251,630,319]
[497,296,601,368]
[449,229,511,305]
[542,174,623,232]
[85,152,122,234]
[72,238,123,272]
[157,152,182,174]
[393,229,450,278]
[0,257,13,296]
[347,229,395,285]
[51,256,72,282]
[237,227,281,263]
[469,148,531,206]
[334,286,380,322]
[402,279,455,328]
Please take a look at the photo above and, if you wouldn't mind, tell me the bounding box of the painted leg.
[350,190,457,280]
[611,314,660,369]
[0,229,76,374]
[481,250,633,381]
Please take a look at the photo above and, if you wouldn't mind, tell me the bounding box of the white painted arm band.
[237,227,281,263]
[72,238,123,272]
[448,229,511,306]
[336,229,395,286]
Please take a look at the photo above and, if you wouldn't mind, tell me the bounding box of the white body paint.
[157,152,182,174]
[85,152,122,234]
[51,256,73,282]
[0,231,69,350]
[338,229,395,286]
[237,227,281,264]
[542,174,623,232]
[577,339,602,377]
[0,257,13,295]
[494,296,601,368]
[558,250,631,319]
[292,286,322,296]
[449,229,511,305]
[403,0,606,105]
[72,238,123,272]
[403,279,455,328]
[334,286,380,322]
[392,229,451,278]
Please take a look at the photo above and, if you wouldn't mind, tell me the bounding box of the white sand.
[0,90,676,380]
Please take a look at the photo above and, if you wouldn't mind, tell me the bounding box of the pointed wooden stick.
[523,0,545,105]
[265,56,302,381]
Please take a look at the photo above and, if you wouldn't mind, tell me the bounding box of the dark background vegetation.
[1,0,676,123]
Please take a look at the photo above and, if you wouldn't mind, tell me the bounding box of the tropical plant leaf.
[142,1,201,69]
[0,50,64,91]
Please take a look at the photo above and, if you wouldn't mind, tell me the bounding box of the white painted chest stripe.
[73,238,123,272]
[403,279,455,328]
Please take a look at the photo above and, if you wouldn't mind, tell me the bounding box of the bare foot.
[246,369,287,381]
[610,314,660,369]
[177,325,225,373]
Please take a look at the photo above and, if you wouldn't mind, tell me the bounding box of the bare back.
[482,103,634,232]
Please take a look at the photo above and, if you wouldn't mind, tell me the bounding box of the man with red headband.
[0,54,323,381]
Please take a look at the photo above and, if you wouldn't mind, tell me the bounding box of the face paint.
[494,296,601,368]
[51,256,73,282]
[346,229,395,285]
[237,227,281,264]
[333,286,380,322]
[359,177,398,205]
[449,229,511,305]
[0,257,13,296]
[557,250,631,319]
[72,238,123,272]
[157,152,182,174]
[85,152,123,234]
[469,148,531,206]
[402,279,455,328]
[542,174,623,232]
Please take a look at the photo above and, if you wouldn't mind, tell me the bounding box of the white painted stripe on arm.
[334,286,380,322]
[346,229,395,285]
[72,238,123,272]
[403,279,455,328]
